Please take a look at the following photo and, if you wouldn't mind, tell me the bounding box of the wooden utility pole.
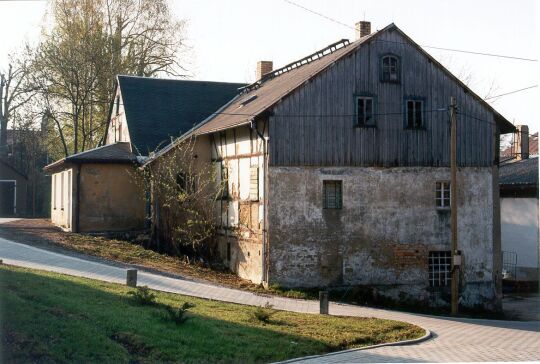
[450,96,459,315]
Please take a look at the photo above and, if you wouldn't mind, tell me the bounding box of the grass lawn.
[0,265,424,363]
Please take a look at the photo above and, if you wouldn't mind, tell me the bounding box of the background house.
[151,22,514,311]
[0,159,27,216]
[500,125,539,290]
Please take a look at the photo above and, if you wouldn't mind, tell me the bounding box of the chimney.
[355,21,371,40]
[256,61,273,80]
[515,125,529,160]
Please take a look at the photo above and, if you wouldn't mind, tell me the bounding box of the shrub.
[251,302,276,324]
[164,302,195,325]
[128,286,157,306]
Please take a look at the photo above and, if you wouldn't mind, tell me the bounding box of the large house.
[44,76,244,232]
[148,22,514,310]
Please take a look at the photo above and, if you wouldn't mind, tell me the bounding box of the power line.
[484,85,538,100]
[283,0,538,62]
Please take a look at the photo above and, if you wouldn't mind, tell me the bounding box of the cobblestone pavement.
[1,236,538,363]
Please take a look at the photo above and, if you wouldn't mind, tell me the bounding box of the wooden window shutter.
[250,166,259,201]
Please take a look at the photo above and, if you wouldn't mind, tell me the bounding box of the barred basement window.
[429,251,452,287]
[323,180,342,209]
[435,181,451,209]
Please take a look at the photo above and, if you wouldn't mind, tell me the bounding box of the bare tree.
[0,48,36,158]
[32,0,188,158]
[138,137,223,258]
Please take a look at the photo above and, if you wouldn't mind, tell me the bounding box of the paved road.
[0,235,538,363]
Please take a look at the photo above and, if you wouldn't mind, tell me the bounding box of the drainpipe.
[251,118,269,286]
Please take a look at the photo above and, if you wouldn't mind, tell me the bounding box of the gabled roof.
[110,75,245,155]
[499,157,538,186]
[43,142,137,173]
[192,23,514,136]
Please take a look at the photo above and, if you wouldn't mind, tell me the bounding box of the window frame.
[435,181,451,210]
[404,96,426,130]
[323,180,343,209]
[380,54,401,83]
[353,94,377,128]
[428,251,452,287]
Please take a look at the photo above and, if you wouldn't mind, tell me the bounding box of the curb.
[274,327,432,364]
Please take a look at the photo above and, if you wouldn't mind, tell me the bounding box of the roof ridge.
[117,74,245,86]
[66,142,130,161]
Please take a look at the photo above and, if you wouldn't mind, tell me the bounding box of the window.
[429,251,452,287]
[356,96,374,126]
[115,96,120,115]
[381,55,399,82]
[60,172,64,210]
[323,180,342,209]
[435,181,451,209]
[221,163,229,199]
[250,166,259,201]
[406,99,423,129]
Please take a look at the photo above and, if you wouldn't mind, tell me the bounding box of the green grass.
[0,265,424,363]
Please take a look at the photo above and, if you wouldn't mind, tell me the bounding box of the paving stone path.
[0,235,538,363]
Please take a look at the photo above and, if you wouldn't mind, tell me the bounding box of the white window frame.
[435,181,451,209]
[381,55,399,82]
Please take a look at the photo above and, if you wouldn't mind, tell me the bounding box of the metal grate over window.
[429,251,452,287]
[323,180,342,209]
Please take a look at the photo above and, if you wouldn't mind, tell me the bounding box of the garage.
[0,180,16,216]
[0,161,27,217]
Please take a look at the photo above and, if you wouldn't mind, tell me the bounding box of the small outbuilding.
[43,142,145,232]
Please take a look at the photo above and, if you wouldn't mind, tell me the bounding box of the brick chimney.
[515,125,529,160]
[355,21,371,40]
[256,61,273,80]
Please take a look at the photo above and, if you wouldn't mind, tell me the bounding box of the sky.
[1,0,539,133]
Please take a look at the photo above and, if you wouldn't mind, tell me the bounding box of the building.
[499,125,539,288]
[43,142,144,232]
[149,22,514,310]
[44,75,245,232]
[0,160,28,217]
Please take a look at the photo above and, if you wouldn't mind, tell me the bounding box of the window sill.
[354,124,377,129]
[436,207,451,213]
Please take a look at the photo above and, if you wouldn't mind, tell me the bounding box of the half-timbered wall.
[211,124,267,283]
[269,29,496,167]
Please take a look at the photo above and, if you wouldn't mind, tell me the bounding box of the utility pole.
[450,96,460,315]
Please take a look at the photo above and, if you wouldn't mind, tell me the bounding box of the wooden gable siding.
[269,29,496,167]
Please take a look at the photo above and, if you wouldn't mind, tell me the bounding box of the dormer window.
[381,55,400,83]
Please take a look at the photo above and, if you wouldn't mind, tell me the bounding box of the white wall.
[501,197,539,270]
[50,169,73,230]
[105,90,131,145]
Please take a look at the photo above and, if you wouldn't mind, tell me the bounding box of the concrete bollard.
[319,291,329,315]
[126,269,137,287]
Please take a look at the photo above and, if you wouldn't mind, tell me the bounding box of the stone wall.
[267,166,500,310]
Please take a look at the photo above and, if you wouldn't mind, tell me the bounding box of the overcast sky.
[1,0,539,133]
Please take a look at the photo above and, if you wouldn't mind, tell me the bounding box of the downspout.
[251,117,269,286]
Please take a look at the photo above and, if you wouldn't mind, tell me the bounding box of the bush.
[251,302,276,324]
[164,302,195,325]
[128,286,157,306]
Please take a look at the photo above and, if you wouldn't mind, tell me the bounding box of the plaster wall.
[78,163,145,232]
[268,166,499,309]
